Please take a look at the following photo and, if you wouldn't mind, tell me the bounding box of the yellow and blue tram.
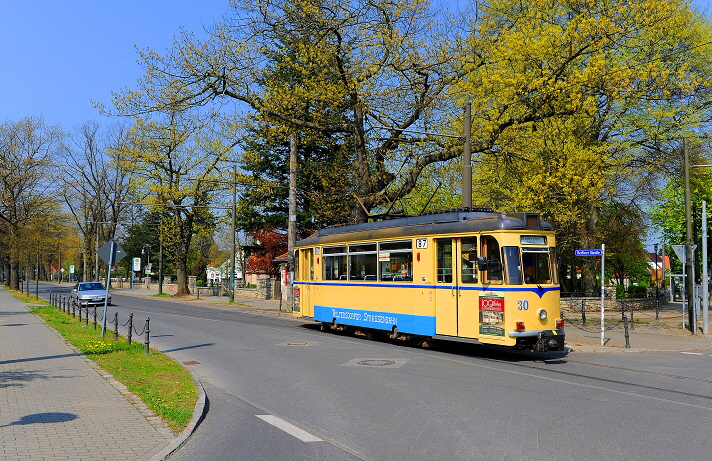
[292,208,565,352]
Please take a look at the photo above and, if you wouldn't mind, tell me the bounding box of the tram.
[292,208,565,352]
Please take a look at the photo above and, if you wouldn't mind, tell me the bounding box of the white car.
[71,282,112,306]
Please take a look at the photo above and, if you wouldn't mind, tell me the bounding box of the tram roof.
[296,208,553,247]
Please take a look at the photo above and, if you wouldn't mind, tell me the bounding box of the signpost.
[98,240,126,338]
[132,257,141,293]
[576,244,605,346]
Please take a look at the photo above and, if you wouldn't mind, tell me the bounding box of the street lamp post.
[142,244,151,282]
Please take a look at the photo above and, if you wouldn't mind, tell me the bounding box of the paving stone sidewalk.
[0,288,171,461]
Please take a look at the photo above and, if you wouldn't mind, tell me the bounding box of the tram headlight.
[538,309,548,321]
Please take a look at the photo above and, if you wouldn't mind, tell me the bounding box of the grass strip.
[10,289,197,433]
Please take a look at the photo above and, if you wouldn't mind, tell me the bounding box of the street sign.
[575,249,603,257]
[671,244,696,264]
[133,257,141,271]
[98,240,126,265]
[69,265,75,274]
[145,264,152,275]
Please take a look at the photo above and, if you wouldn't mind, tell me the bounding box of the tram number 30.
[517,300,529,310]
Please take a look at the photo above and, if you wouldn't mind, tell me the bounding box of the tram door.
[300,248,314,317]
[435,239,458,336]
[435,237,480,338]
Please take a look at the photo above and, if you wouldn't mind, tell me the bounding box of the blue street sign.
[575,249,603,257]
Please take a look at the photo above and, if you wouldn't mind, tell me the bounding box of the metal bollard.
[78,303,83,323]
[630,301,634,330]
[144,317,150,355]
[113,313,119,342]
[655,297,659,321]
[622,313,631,348]
[127,313,133,345]
[72,300,76,319]
[93,307,97,330]
[85,306,89,327]
[581,299,586,327]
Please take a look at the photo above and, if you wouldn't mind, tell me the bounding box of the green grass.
[153,293,173,298]
[10,289,197,433]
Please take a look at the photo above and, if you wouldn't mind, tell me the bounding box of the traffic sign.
[575,249,603,257]
[671,244,696,264]
[98,239,126,265]
[133,257,141,271]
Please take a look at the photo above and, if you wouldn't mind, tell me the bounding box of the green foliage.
[616,284,625,299]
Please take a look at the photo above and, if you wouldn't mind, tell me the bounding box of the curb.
[149,362,207,461]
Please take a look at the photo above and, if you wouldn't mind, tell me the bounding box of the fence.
[560,295,675,332]
[49,292,151,355]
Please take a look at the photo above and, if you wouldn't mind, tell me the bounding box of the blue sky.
[1,0,710,132]
[0,1,231,130]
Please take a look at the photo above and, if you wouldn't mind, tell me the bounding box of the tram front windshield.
[501,247,553,285]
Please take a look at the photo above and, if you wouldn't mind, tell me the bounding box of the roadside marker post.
[576,245,605,346]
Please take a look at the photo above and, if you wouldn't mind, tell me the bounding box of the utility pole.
[684,137,696,333]
[287,134,297,313]
[230,164,237,303]
[462,103,472,208]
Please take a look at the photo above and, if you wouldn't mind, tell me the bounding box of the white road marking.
[256,415,323,442]
[681,352,704,355]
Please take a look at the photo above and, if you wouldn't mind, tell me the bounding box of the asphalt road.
[39,284,712,461]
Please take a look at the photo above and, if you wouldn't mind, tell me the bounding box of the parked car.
[69,276,78,282]
[70,282,111,306]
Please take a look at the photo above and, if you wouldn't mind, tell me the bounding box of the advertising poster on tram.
[479,295,505,336]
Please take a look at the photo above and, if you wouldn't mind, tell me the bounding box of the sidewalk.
[114,287,712,353]
[0,288,172,461]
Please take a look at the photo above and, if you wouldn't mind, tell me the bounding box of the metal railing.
[49,292,151,355]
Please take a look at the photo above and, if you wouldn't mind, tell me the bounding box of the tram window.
[550,247,559,284]
[460,237,478,283]
[323,246,347,281]
[294,250,300,281]
[522,249,552,284]
[481,236,503,284]
[379,241,412,282]
[503,247,522,285]
[349,244,377,280]
[436,239,453,283]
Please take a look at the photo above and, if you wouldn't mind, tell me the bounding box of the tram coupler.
[533,331,565,353]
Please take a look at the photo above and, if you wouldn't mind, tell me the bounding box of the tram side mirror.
[477,256,488,271]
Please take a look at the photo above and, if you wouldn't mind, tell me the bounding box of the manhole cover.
[341,358,408,368]
[277,341,318,346]
[358,359,396,366]
[182,361,200,365]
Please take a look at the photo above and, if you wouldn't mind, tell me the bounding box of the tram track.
[464,351,712,404]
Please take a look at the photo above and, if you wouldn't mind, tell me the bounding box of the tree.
[113,111,229,295]
[62,121,134,281]
[245,228,288,278]
[236,114,354,235]
[598,203,649,287]
[0,117,64,289]
[454,0,712,292]
[101,0,469,222]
